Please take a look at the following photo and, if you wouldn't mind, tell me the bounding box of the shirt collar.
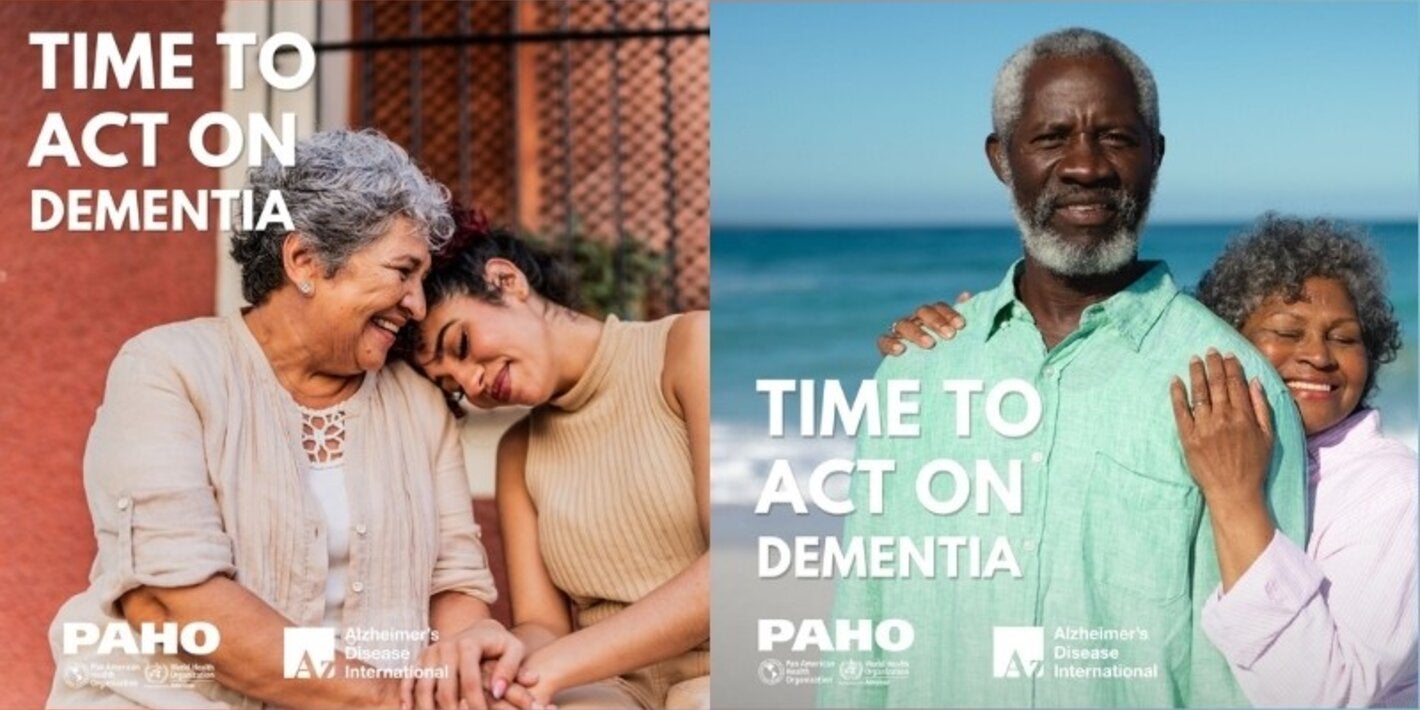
[1307,407,1383,482]
[978,259,1177,351]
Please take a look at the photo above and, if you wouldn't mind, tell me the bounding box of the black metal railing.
[267,0,709,315]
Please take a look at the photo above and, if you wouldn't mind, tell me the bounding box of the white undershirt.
[301,406,350,628]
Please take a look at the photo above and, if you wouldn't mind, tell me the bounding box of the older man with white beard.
[820,28,1308,708]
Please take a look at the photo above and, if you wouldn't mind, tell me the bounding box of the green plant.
[527,223,666,319]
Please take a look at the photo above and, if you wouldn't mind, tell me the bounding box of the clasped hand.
[401,620,553,710]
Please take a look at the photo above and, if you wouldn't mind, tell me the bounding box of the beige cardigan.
[47,313,496,708]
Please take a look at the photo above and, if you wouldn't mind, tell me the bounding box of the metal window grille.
[300,0,710,316]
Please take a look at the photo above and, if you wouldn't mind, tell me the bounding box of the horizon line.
[712,216,1419,231]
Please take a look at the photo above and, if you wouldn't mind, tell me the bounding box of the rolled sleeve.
[1201,530,1325,668]
[429,408,498,604]
[86,340,236,617]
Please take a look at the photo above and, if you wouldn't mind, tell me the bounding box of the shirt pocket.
[1081,453,1201,602]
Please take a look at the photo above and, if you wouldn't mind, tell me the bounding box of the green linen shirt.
[819,260,1308,708]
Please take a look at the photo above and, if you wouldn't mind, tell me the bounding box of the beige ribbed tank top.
[525,314,707,629]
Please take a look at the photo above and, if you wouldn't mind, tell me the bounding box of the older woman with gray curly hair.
[48,130,524,710]
[1175,214,1416,708]
[881,213,1417,707]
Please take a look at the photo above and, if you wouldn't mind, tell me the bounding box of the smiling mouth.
[1286,380,1337,394]
[372,317,402,335]
[489,364,512,403]
[1053,203,1117,226]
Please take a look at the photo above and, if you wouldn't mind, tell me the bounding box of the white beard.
[1013,202,1140,277]
[1003,164,1154,277]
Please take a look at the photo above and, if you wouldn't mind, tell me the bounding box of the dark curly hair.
[394,208,579,366]
[1196,213,1402,406]
[422,208,578,310]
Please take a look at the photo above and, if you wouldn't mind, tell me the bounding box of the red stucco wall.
[0,2,223,706]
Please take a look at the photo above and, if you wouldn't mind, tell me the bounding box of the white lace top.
[301,406,350,628]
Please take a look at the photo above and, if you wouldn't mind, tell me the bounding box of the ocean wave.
[711,273,826,296]
[711,421,855,505]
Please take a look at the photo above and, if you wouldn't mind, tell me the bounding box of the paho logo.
[62,622,219,656]
[283,627,336,679]
[993,626,1044,678]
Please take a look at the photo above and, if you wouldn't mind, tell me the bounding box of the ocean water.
[710,222,1419,506]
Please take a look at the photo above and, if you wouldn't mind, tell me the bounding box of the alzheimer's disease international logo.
[993,626,1044,678]
[283,627,336,679]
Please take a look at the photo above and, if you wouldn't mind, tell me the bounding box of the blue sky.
[711,2,1420,225]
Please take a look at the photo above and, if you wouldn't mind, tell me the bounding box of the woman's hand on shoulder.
[877,293,971,356]
[1169,349,1274,504]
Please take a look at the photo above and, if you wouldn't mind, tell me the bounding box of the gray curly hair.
[1197,213,1402,406]
[992,28,1160,146]
[231,129,454,305]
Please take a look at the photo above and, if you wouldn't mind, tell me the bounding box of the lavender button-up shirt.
[1202,408,1418,707]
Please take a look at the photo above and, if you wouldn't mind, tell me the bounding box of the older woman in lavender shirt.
[882,214,1417,707]
[1172,215,1415,708]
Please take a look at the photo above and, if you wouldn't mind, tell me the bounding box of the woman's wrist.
[522,644,573,701]
[1202,484,1268,521]
[510,622,559,656]
[1205,488,1276,593]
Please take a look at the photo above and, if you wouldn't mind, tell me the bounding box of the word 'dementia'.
[759,534,1020,579]
[33,188,291,233]
[63,622,219,656]
[759,618,914,652]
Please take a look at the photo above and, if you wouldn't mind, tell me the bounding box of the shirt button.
[116,497,131,511]
[1043,366,1056,378]
[355,524,368,536]
[1030,452,1044,464]
[1022,540,1037,552]
[351,581,365,593]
